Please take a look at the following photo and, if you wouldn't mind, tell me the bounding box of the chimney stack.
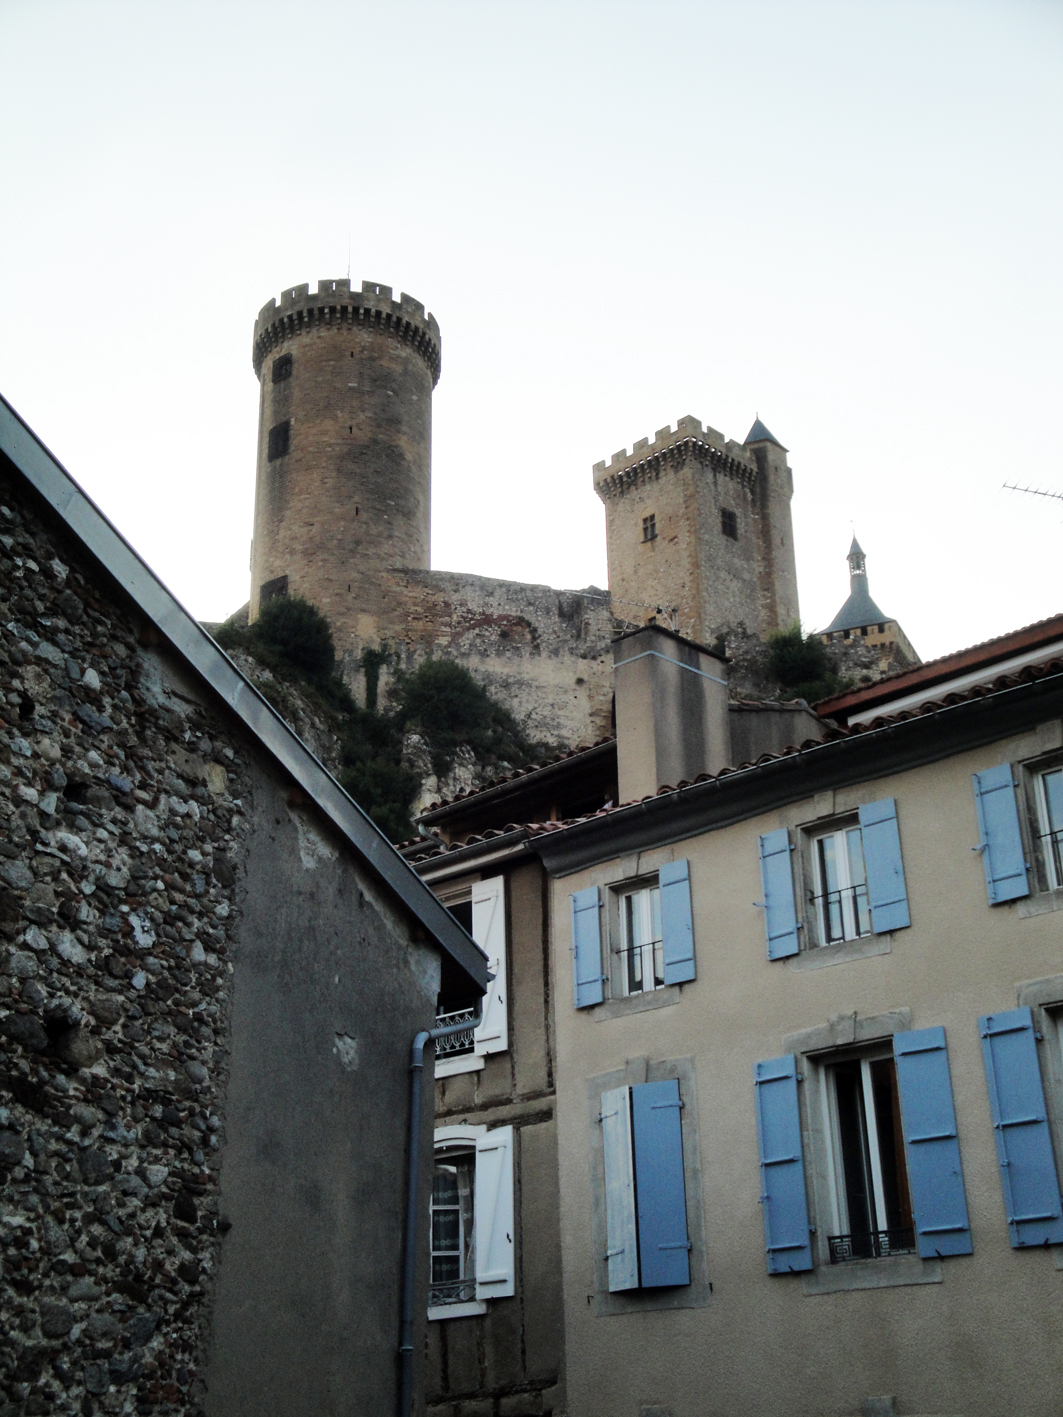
[613,625,731,802]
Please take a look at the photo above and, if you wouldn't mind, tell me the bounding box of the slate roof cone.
[824,534,888,633]
[744,416,787,450]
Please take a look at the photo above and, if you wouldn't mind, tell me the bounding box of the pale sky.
[1,0,1060,664]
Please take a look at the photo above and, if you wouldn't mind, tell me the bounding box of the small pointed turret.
[824,534,886,633]
[744,417,787,450]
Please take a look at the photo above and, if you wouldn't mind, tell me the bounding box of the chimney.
[613,624,731,802]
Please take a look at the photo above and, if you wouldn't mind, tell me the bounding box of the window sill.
[1019,888,1063,920]
[427,1299,486,1322]
[435,1053,486,1079]
[592,985,682,1022]
[789,933,891,971]
[801,1253,941,1295]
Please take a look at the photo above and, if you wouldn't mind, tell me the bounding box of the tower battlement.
[252,278,441,384]
[593,415,757,499]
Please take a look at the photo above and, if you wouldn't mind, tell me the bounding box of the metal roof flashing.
[0,393,487,996]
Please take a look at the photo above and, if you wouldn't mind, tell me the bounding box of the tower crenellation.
[593,414,799,646]
[252,279,441,383]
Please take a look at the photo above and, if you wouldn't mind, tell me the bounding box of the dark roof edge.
[416,740,617,823]
[0,393,488,994]
[531,669,1063,876]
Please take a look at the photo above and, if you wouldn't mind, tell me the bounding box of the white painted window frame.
[1035,765,1063,891]
[429,1124,487,1321]
[613,878,663,998]
[810,822,871,946]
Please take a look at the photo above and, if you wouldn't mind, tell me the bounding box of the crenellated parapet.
[592,415,757,500]
[252,279,441,385]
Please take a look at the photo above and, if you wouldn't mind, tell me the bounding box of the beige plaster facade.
[540,699,1063,1416]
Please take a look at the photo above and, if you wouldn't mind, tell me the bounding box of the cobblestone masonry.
[0,489,247,1416]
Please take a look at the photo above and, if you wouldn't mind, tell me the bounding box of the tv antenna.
[1003,481,1063,505]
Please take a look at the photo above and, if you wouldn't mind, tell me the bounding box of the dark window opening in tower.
[267,421,290,462]
[261,574,288,604]
[642,514,657,543]
[271,353,293,384]
[721,508,738,541]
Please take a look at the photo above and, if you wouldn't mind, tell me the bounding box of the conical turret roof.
[744,417,787,450]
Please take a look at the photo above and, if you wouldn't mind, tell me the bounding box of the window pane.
[1044,770,1063,836]
[432,1167,458,1206]
[869,1058,914,1238]
[846,828,871,936]
[649,886,662,943]
[432,1208,460,1252]
[817,836,844,942]
[833,1062,875,1246]
[432,1253,460,1284]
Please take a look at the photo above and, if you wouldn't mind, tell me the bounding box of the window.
[267,420,290,461]
[721,508,738,541]
[271,353,293,384]
[431,1147,476,1306]
[1035,767,1063,890]
[754,1027,972,1277]
[823,1053,914,1261]
[617,882,663,995]
[811,823,871,945]
[429,1125,514,1320]
[259,574,288,605]
[642,514,657,542]
[601,1079,690,1290]
[434,877,507,1077]
[570,861,695,1010]
[757,800,910,961]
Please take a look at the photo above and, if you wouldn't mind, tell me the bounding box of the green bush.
[390,658,535,777]
[252,595,336,681]
[767,624,847,704]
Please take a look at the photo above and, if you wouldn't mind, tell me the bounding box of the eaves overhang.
[0,393,488,996]
[531,670,1063,877]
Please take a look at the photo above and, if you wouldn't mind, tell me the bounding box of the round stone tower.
[249,278,441,659]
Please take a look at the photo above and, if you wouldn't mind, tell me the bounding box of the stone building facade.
[0,396,487,1417]
[246,281,802,748]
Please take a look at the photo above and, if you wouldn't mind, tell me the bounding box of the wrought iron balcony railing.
[434,1008,477,1057]
[828,1227,915,1263]
[428,1276,477,1307]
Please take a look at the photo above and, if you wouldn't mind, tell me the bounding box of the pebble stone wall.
[0,481,250,1417]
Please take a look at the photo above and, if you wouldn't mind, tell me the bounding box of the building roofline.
[415,738,617,822]
[815,612,1063,719]
[0,393,487,995]
[526,659,1063,875]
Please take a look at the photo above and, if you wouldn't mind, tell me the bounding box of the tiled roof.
[417,737,616,816]
[408,655,1063,860]
[815,611,1063,716]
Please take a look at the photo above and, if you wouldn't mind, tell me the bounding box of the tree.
[767,625,846,704]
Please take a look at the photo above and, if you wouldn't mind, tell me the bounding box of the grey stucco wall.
[206,768,441,1416]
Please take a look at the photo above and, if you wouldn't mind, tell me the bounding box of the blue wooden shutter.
[972,765,1030,904]
[570,886,603,1008]
[660,859,695,985]
[758,829,799,960]
[893,1028,972,1257]
[752,1055,813,1273]
[858,798,911,933]
[631,1079,690,1287]
[979,1008,1063,1247]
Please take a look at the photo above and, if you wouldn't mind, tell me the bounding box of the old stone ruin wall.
[0,477,255,1417]
[353,568,625,750]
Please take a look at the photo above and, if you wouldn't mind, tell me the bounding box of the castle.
[247,277,814,745]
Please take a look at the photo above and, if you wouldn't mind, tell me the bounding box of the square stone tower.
[593,414,799,644]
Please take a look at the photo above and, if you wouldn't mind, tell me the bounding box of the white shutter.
[600,1086,639,1291]
[475,1125,515,1299]
[473,876,508,1057]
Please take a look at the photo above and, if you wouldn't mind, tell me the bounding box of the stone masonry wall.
[0,479,250,1417]
[362,570,624,749]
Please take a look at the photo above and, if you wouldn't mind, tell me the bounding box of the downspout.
[398,999,484,1417]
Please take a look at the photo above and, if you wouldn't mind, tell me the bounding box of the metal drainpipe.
[398,1001,484,1417]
